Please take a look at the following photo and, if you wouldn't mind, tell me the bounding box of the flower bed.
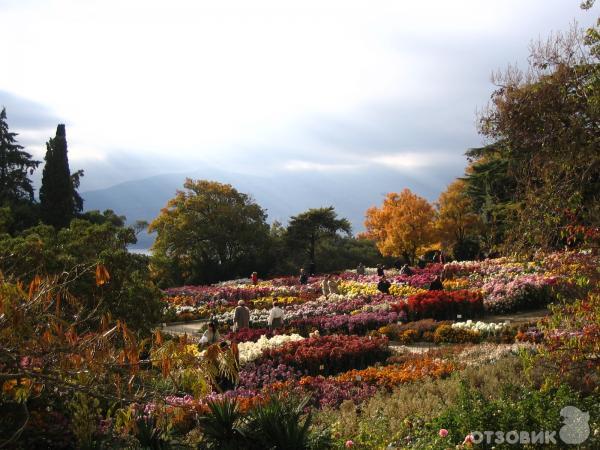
[260,335,390,376]
[290,311,399,335]
[393,290,484,320]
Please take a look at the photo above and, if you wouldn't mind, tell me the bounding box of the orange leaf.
[95,264,110,286]
[28,275,42,299]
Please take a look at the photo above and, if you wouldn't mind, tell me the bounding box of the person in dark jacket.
[299,268,308,285]
[376,264,385,277]
[399,264,413,276]
[429,275,444,291]
[377,275,391,294]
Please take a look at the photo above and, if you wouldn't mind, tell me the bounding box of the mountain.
[82,165,460,249]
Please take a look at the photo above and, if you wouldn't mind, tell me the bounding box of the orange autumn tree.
[363,189,436,264]
[435,179,482,258]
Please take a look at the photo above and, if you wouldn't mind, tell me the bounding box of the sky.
[0,0,596,197]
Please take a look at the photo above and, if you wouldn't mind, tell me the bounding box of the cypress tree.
[0,107,40,204]
[39,124,83,229]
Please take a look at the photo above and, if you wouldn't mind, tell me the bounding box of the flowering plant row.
[290,311,399,335]
[237,333,304,365]
[393,290,484,321]
[259,335,391,376]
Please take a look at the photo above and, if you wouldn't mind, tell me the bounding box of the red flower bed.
[393,290,483,320]
[260,335,390,376]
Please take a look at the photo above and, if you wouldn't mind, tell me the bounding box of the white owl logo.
[559,406,590,445]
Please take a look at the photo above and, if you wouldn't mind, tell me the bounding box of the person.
[250,271,258,286]
[299,268,308,285]
[356,262,365,276]
[376,264,385,277]
[400,264,413,276]
[321,274,331,298]
[328,275,340,295]
[268,300,285,329]
[429,275,444,291]
[377,275,391,294]
[233,299,250,331]
[309,261,316,276]
[199,322,221,345]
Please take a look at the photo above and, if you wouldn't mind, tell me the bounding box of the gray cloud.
[0,90,61,130]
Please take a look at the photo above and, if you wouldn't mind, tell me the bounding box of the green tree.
[0,107,40,203]
[0,210,163,333]
[462,144,517,254]
[39,124,83,229]
[149,179,271,285]
[0,107,41,233]
[285,206,351,272]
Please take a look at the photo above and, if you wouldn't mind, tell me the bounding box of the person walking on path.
[377,275,391,294]
[250,271,258,286]
[299,268,308,285]
[268,300,285,329]
[377,264,385,277]
[233,300,250,331]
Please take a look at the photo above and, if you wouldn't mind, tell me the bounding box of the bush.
[432,325,481,344]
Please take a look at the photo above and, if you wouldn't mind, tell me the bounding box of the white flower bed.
[237,334,304,365]
[451,320,509,335]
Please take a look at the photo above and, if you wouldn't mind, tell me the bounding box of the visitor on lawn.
[356,262,365,276]
[250,271,258,286]
[233,299,250,331]
[400,263,413,276]
[377,275,391,294]
[299,268,309,285]
[321,274,331,298]
[268,300,285,329]
[429,275,444,291]
[377,264,385,277]
[199,322,221,346]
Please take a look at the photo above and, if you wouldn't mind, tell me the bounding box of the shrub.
[433,325,481,344]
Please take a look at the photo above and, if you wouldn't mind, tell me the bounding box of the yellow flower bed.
[251,296,303,309]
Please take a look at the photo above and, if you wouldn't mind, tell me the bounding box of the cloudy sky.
[0,0,596,197]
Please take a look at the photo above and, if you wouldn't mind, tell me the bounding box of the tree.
[435,179,482,259]
[39,124,83,229]
[0,210,163,333]
[285,206,351,271]
[148,179,271,285]
[0,107,40,204]
[475,22,599,252]
[363,188,436,265]
[0,108,41,233]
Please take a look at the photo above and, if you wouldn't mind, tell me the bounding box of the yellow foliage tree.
[363,188,436,264]
[435,179,481,249]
